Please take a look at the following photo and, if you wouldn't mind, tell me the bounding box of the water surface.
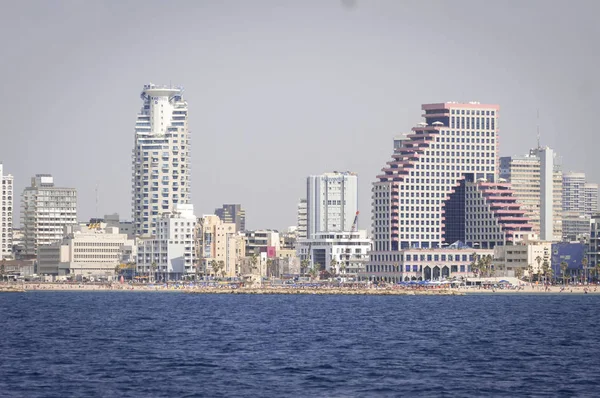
[1,292,599,397]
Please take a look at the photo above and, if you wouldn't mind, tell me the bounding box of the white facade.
[494,237,552,276]
[363,246,494,282]
[136,204,196,280]
[307,171,358,239]
[297,230,371,277]
[21,175,77,256]
[1,163,13,259]
[373,103,499,253]
[37,223,133,277]
[297,198,307,240]
[132,83,191,237]
[562,172,598,216]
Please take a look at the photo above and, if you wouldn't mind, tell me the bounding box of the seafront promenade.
[2,282,600,295]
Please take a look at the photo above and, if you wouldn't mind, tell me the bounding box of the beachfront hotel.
[132,83,191,237]
[366,102,532,282]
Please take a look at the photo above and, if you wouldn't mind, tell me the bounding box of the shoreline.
[2,283,600,295]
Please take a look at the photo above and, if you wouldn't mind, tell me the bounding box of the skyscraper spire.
[537,108,541,149]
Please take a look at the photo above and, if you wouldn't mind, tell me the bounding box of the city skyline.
[1,1,599,231]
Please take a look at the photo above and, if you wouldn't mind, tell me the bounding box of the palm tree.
[535,255,542,279]
[266,259,273,278]
[300,259,310,276]
[339,262,347,275]
[596,263,600,282]
[1,260,6,282]
[515,268,524,281]
[546,266,554,285]
[330,258,338,276]
[542,260,550,285]
[527,264,534,284]
[560,261,568,286]
[218,260,225,278]
[470,252,479,277]
[308,263,320,280]
[582,257,589,283]
[250,255,258,275]
[151,262,158,283]
[210,260,219,278]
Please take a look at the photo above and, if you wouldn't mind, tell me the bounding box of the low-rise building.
[1,259,35,278]
[196,214,245,278]
[494,236,552,279]
[244,230,280,257]
[297,230,371,279]
[137,204,196,280]
[365,242,494,282]
[36,222,134,278]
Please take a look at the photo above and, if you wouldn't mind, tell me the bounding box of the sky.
[1,0,599,231]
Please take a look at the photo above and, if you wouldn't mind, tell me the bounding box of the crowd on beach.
[1,280,598,295]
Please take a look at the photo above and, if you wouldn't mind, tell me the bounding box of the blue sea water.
[1,292,600,397]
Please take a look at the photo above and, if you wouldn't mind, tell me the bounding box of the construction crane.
[350,211,359,232]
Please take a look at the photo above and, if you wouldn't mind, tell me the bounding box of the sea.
[1,291,599,397]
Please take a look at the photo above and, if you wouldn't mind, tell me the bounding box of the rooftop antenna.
[536,109,541,149]
[95,182,99,218]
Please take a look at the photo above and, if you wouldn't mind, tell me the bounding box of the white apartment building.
[494,236,552,277]
[307,171,358,239]
[562,172,598,216]
[136,204,196,280]
[297,230,371,277]
[1,163,13,259]
[21,175,77,256]
[197,215,245,278]
[499,147,563,241]
[37,223,134,277]
[297,198,307,240]
[132,83,191,236]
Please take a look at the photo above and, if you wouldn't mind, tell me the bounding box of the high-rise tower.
[132,83,191,236]
[372,102,499,252]
[0,163,13,259]
[307,172,358,239]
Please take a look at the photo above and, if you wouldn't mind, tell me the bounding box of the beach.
[2,282,600,295]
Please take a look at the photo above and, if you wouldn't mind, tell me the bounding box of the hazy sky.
[1,0,599,231]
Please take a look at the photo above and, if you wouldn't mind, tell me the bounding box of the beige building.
[196,215,245,278]
[500,148,562,241]
[37,223,133,278]
[494,235,552,278]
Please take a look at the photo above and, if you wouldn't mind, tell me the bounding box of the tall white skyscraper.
[132,83,191,236]
[21,175,77,257]
[306,172,358,239]
[1,163,13,259]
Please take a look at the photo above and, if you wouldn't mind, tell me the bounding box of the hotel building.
[132,83,191,236]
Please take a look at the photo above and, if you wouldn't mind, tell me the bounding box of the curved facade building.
[132,83,191,236]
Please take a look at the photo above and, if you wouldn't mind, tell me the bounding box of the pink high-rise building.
[367,102,531,282]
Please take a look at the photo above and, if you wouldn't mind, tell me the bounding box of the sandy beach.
[2,282,600,295]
